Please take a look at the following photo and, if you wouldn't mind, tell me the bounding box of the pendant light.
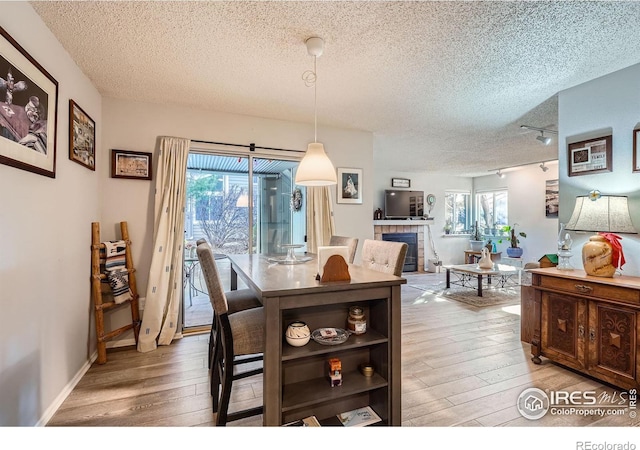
[295,37,337,186]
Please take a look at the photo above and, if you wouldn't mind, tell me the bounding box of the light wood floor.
[47,272,639,428]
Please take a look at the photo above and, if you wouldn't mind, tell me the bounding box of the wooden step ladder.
[91,221,141,364]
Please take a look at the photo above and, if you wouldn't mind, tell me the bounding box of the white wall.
[0,3,102,426]
[473,161,560,264]
[558,63,640,276]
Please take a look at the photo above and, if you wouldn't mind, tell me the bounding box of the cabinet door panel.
[542,293,586,369]
[588,302,637,385]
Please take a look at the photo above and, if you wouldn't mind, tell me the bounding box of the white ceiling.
[30,1,640,177]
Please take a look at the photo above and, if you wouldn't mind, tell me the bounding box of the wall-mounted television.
[384,190,425,219]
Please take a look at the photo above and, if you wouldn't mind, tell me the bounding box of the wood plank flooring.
[47,272,639,430]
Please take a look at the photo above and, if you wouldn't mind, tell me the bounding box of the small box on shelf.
[328,357,342,387]
[336,406,381,427]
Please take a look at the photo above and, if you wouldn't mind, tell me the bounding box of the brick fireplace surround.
[373,219,433,272]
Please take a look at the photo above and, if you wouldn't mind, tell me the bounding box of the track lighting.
[496,169,505,178]
[521,125,557,146]
[539,162,549,172]
[536,131,552,145]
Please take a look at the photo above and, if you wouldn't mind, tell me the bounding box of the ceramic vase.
[477,247,493,269]
[582,235,615,277]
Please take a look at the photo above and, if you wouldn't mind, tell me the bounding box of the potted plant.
[499,223,527,258]
[443,219,453,235]
[469,221,484,251]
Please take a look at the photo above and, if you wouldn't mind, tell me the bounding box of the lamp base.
[557,251,573,270]
[582,235,615,277]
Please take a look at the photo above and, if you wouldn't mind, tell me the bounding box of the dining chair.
[329,235,359,263]
[361,239,408,277]
[197,242,265,425]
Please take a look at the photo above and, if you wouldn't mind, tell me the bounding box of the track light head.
[496,169,505,178]
[539,162,549,172]
[536,134,552,145]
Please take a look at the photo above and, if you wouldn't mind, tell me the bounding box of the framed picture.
[337,167,362,204]
[69,100,95,171]
[567,135,612,177]
[111,149,152,180]
[545,179,559,218]
[0,26,58,178]
[391,177,410,188]
[633,128,640,173]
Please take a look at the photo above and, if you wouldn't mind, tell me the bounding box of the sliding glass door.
[182,150,303,330]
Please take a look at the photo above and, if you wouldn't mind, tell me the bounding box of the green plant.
[443,219,453,233]
[498,223,527,248]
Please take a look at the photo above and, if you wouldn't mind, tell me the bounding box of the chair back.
[329,235,359,263]
[361,239,408,277]
[196,238,207,246]
[196,242,229,315]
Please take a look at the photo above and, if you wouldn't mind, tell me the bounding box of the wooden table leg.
[477,274,483,297]
[446,268,451,288]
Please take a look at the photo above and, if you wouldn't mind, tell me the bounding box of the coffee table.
[443,263,521,297]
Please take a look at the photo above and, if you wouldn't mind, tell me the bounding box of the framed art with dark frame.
[69,99,95,171]
[633,128,640,173]
[545,179,559,218]
[567,135,612,177]
[0,26,58,178]
[111,149,152,180]
[337,167,363,204]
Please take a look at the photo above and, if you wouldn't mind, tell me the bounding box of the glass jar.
[347,306,367,335]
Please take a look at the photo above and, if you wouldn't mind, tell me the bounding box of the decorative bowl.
[285,321,311,347]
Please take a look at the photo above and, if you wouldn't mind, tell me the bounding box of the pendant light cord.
[302,56,318,143]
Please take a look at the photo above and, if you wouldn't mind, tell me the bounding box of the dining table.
[227,252,406,426]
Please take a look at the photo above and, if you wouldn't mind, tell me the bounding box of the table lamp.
[564,193,637,277]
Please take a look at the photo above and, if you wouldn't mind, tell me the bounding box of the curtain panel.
[305,186,335,254]
[138,136,191,353]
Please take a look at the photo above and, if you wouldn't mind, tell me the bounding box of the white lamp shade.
[565,195,637,234]
[295,142,337,186]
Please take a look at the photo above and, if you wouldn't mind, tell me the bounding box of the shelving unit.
[228,254,404,426]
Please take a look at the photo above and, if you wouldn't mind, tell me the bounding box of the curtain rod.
[190,139,305,154]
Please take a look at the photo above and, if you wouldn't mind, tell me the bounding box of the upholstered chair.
[196,243,263,424]
[329,235,359,264]
[360,239,408,277]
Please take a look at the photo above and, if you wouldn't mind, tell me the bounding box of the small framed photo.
[567,135,612,177]
[633,128,640,173]
[69,100,95,170]
[391,177,411,188]
[337,167,362,204]
[111,149,152,180]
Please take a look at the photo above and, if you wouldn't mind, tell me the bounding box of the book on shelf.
[336,406,381,427]
[283,415,321,427]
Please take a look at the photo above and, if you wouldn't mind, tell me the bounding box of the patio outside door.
[182,151,304,330]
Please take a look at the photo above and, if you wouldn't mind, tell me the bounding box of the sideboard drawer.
[539,275,640,305]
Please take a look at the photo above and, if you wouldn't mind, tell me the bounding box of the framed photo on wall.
[111,149,152,180]
[633,128,640,173]
[337,167,363,204]
[391,177,410,188]
[0,26,58,178]
[545,179,559,218]
[567,135,612,177]
[69,100,95,171]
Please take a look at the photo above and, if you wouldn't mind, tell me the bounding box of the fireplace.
[382,232,418,272]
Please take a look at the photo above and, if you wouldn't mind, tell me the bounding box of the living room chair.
[329,235,359,263]
[197,242,264,426]
[361,239,408,277]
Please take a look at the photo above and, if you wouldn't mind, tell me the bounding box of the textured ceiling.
[30,1,640,176]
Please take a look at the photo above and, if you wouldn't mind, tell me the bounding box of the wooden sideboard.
[526,267,640,390]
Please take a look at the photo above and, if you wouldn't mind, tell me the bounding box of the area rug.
[408,283,521,308]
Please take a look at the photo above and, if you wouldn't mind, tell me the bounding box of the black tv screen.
[384,190,424,219]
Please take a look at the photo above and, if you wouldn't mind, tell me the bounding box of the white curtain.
[138,136,191,353]
[305,186,335,253]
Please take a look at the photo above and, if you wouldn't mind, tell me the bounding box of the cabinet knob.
[574,284,593,293]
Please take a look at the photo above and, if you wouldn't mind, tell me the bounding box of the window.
[475,190,508,235]
[444,191,470,234]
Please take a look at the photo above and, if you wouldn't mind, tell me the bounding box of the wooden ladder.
[91,221,141,364]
